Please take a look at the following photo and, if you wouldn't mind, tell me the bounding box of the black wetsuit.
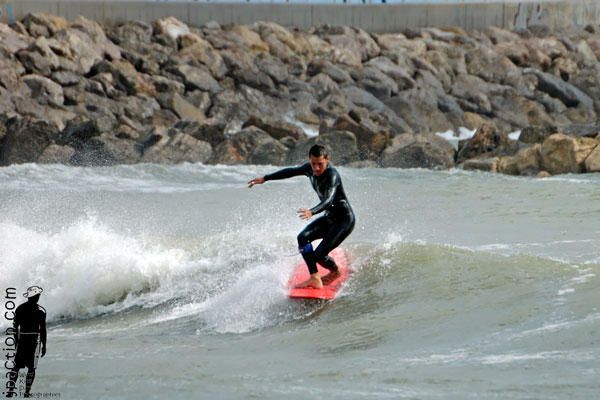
[264,162,355,274]
[13,301,46,369]
[8,300,47,397]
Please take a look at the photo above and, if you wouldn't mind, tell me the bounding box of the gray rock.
[171,64,222,94]
[330,113,391,160]
[0,23,32,54]
[152,75,185,95]
[141,127,212,164]
[524,68,594,109]
[309,73,340,101]
[158,92,206,123]
[359,66,399,100]
[109,21,153,47]
[381,133,455,169]
[174,121,227,148]
[242,116,306,140]
[212,126,278,164]
[519,125,558,144]
[22,74,64,106]
[0,117,58,165]
[71,133,141,166]
[249,140,289,165]
[462,157,499,173]
[307,59,353,83]
[286,131,359,166]
[364,56,415,90]
[540,133,597,175]
[18,36,60,76]
[384,87,451,134]
[51,71,81,86]
[185,91,212,113]
[23,13,69,37]
[177,33,228,79]
[57,117,101,148]
[38,144,76,164]
[255,54,289,84]
[123,95,160,122]
[12,96,76,132]
[341,86,388,113]
[0,56,25,91]
[457,124,518,163]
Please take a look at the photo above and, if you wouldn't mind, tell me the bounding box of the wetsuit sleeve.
[310,171,339,215]
[263,163,310,181]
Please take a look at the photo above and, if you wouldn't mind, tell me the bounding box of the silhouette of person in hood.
[6,286,47,398]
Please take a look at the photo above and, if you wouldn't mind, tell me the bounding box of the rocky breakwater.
[1,14,600,176]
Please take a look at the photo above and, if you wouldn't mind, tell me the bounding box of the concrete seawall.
[1,0,599,32]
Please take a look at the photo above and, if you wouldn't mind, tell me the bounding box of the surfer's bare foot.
[296,273,323,289]
[321,269,341,285]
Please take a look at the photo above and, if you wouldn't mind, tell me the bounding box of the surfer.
[7,286,47,398]
[248,144,355,289]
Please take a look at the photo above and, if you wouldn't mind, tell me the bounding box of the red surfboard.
[288,248,351,300]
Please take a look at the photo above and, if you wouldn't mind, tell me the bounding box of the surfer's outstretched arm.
[248,164,310,187]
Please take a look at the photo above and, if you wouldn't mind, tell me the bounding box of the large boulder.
[229,25,269,53]
[158,92,206,123]
[70,134,141,166]
[358,66,399,100]
[212,126,286,165]
[18,36,60,76]
[462,157,499,173]
[169,64,222,94]
[584,145,600,172]
[511,144,543,176]
[0,23,32,54]
[381,133,455,169]
[330,113,391,160]
[286,131,359,166]
[141,127,212,164]
[524,68,594,109]
[364,56,415,90]
[37,144,76,164]
[174,121,227,148]
[540,133,597,175]
[457,124,518,163]
[153,17,190,43]
[177,33,228,79]
[307,58,353,84]
[519,125,558,144]
[22,13,69,38]
[0,117,58,165]
[22,74,64,106]
[242,116,306,140]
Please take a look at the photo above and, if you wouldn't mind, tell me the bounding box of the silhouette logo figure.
[6,286,47,398]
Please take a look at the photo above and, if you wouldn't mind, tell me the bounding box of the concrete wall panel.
[4,1,600,33]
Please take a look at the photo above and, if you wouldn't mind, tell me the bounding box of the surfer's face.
[309,155,329,176]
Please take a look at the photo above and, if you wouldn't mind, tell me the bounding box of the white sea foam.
[284,114,319,137]
[0,217,191,321]
[508,130,522,141]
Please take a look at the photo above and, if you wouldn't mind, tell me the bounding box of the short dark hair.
[308,144,329,158]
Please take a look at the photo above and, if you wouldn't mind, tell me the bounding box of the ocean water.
[1,163,599,399]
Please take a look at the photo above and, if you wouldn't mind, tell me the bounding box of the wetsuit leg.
[313,214,355,268]
[297,216,332,274]
[25,369,35,397]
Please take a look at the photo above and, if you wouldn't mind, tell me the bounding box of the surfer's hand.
[297,208,313,220]
[41,345,46,357]
[248,177,265,188]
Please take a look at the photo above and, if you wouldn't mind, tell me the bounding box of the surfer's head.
[308,145,329,176]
